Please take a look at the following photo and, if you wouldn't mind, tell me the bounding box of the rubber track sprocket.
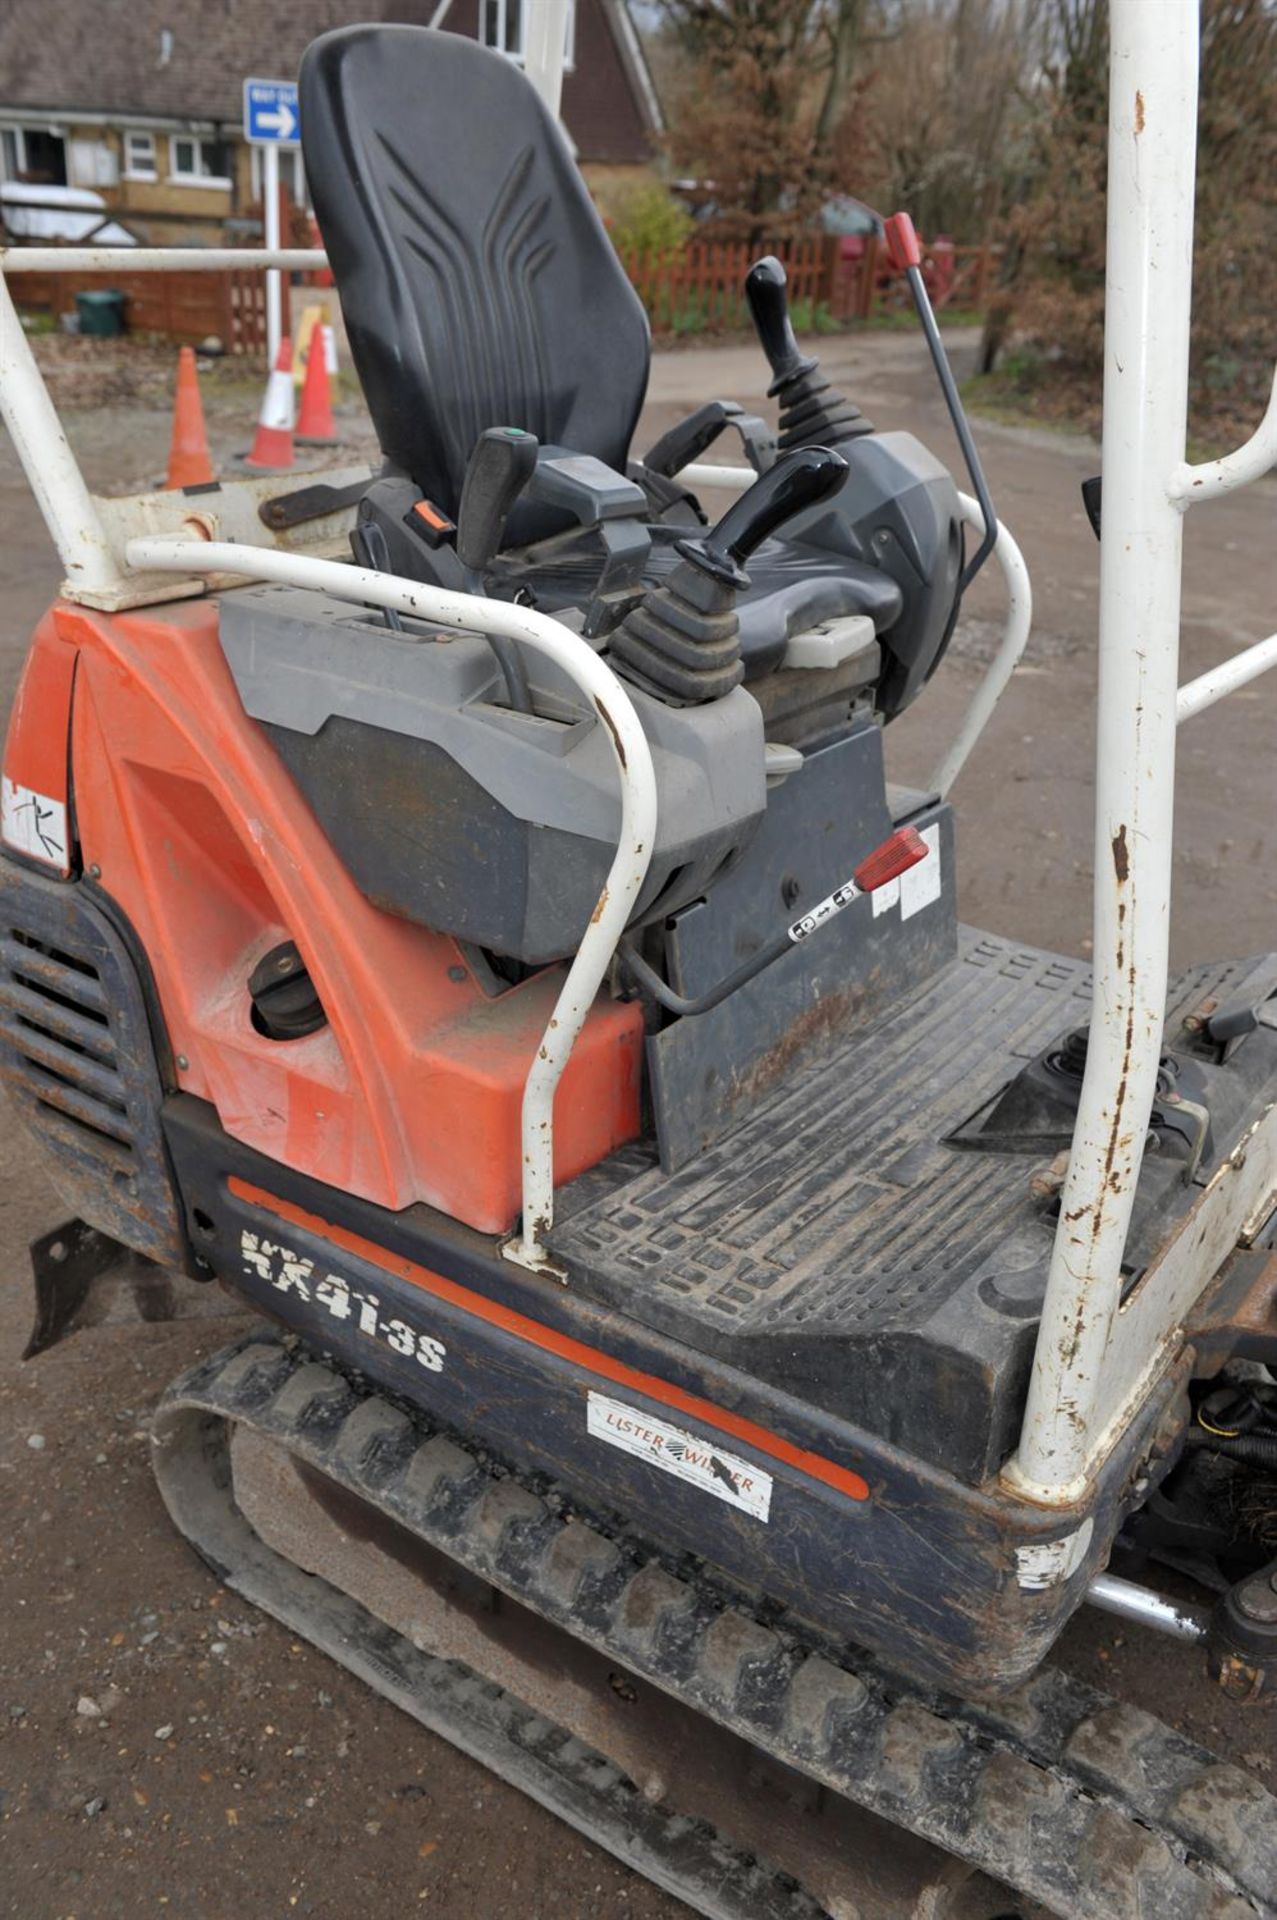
[151,1334,1277,1920]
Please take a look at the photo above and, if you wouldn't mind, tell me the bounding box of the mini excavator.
[3,12,1276,1917]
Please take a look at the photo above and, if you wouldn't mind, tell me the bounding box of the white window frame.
[167,134,231,190]
[480,0,575,71]
[122,130,157,181]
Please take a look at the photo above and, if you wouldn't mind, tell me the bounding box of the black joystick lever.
[456,426,539,711]
[746,256,873,451]
[676,444,848,586]
[609,446,847,705]
[457,426,538,576]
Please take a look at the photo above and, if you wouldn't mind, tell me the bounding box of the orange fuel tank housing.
[3,595,643,1233]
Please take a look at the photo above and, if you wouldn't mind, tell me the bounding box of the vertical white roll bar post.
[262,143,283,371]
[0,267,125,602]
[1009,2,1201,1503]
[0,248,327,607]
[124,537,658,1275]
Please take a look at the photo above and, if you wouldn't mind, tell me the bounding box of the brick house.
[0,2,662,246]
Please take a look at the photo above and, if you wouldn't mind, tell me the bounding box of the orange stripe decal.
[229,1178,870,1504]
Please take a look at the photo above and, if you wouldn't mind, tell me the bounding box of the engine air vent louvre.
[1,930,137,1171]
[0,865,186,1267]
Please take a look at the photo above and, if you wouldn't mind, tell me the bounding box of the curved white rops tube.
[125,536,658,1273]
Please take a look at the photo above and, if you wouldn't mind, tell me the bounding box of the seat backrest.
[300,26,651,515]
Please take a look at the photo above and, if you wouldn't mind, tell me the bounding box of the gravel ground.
[1,323,1275,1918]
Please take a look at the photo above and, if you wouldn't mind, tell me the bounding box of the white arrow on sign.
[257,101,297,140]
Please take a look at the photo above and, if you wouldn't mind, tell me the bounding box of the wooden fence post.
[857,231,879,320]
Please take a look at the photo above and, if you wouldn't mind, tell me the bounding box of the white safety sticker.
[873,822,942,919]
[900,823,942,920]
[586,1391,772,1522]
[2,775,68,870]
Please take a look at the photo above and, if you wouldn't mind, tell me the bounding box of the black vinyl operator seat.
[299,24,648,518]
[300,24,963,715]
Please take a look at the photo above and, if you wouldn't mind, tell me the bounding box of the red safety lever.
[853,824,929,894]
[883,211,923,274]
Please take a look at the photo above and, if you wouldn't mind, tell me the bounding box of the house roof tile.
[0,2,438,124]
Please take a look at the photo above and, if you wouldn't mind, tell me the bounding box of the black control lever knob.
[608,447,849,707]
[746,255,817,391]
[677,445,849,589]
[456,426,539,575]
[745,255,873,449]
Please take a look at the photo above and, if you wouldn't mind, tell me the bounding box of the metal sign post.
[243,79,301,368]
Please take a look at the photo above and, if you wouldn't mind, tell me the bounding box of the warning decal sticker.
[2,776,68,870]
[586,1391,773,1522]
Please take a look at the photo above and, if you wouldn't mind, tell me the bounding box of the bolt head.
[175,1054,189,1071]
[1236,1578,1277,1625]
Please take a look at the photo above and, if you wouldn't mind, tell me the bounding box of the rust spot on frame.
[1112,825,1129,883]
[596,699,627,769]
[1134,90,1145,135]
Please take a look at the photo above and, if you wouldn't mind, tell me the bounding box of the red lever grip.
[853,825,929,894]
[883,212,923,274]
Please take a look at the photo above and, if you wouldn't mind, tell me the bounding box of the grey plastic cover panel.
[219,584,765,855]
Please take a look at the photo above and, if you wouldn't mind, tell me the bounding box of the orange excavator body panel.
[3,594,642,1233]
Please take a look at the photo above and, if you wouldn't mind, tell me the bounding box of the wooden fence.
[619,235,840,333]
[4,234,999,354]
[5,266,269,354]
[619,232,999,333]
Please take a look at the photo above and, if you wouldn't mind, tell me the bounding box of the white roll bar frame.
[125,536,657,1275]
[1008,0,1277,1504]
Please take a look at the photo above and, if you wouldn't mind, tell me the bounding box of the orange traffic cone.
[243,337,295,471]
[166,346,214,488]
[295,325,337,445]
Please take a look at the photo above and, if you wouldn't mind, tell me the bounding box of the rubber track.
[153,1335,1277,1920]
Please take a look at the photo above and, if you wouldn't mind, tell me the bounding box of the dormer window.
[481,0,575,69]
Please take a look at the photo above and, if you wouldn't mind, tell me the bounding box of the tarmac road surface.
[2,327,1275,1917]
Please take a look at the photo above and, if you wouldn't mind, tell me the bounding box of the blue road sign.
[244,79,300,146]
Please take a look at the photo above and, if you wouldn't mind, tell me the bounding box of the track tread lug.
[332,1397,414,1473]
[1077,1803,1189,1920]
[612,1562,696,1660]
[473,1477,550,1558]
[269,1361,353,1431]
[783,1654,869,1756]
[877,1698,965,1807]
[209,1340,294,1401]
[696,1609,782,1711]
[1171,1764,1277,1883]
[537,1519,625,1610]
[400,1435,479,1509]
[1064,1700,1166,1787]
